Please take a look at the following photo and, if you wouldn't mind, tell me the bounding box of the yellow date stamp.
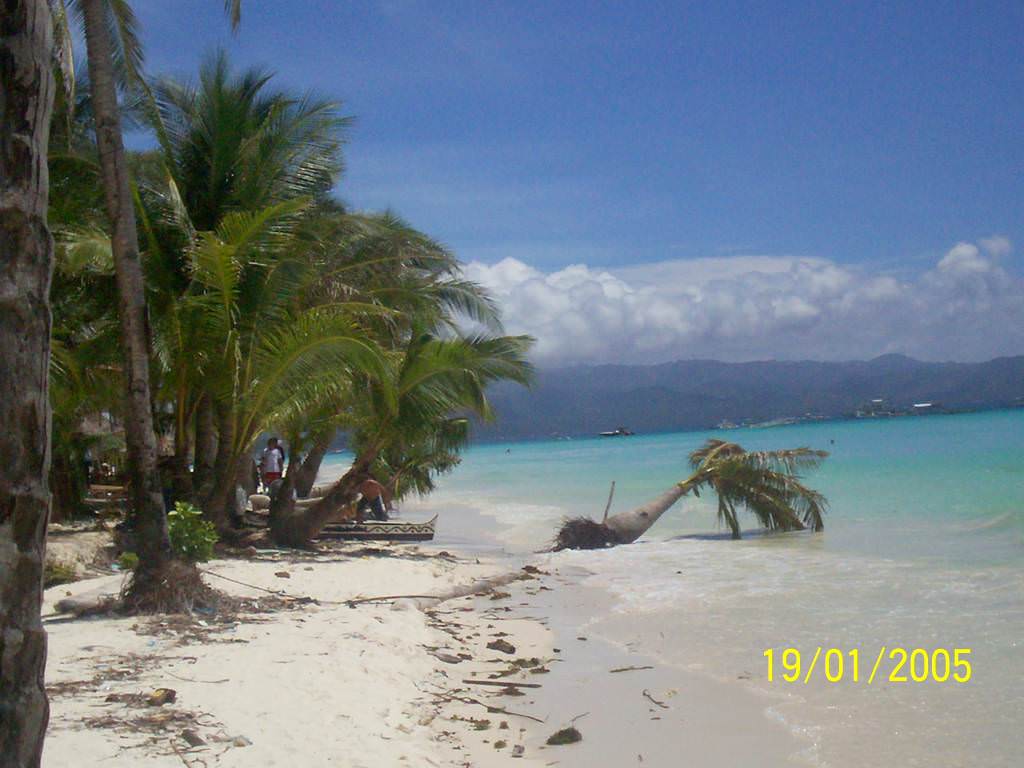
[763,647,972,684]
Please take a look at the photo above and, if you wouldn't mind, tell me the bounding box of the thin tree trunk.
[294,431,332,498]
[202,404,236,527]
[192,394,216,497]
[0,1,54,762]
[170,429,192,503]
[81,0,171,572]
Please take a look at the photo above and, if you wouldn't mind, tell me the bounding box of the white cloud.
[463,237,1024,364]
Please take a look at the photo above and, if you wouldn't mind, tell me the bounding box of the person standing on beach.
[260,437,284,490]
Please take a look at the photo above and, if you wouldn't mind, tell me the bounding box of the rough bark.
[81,0,171,571]
[294,432,332,498]
[0,1,54,763]
[192,394,216,497]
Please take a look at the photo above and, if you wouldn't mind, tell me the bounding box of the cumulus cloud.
[463,237,1024,364]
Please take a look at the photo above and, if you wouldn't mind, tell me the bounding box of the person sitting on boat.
[355,476,389,522]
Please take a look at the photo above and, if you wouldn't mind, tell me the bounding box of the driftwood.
[461,679,541,689]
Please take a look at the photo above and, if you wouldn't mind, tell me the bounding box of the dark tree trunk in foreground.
[81,0,171,571]
[0,1,55,763]
[294,432,332,498]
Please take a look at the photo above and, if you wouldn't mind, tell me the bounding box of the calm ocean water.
[322,410,1024,766]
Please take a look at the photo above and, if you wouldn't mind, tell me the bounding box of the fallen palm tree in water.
[553,439,829,550]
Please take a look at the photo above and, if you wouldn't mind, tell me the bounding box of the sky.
[133,0,1023,365]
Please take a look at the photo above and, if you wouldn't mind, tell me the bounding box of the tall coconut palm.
[553,439,829,550]
[0,1,55,763]
[137,53,350,501]
[78,0,172,576]
[272,331,534,546]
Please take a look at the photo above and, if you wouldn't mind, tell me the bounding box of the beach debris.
[609,665,654,674]
[642,689,669,709]
[461,679,541,689]
[274,571,291,578]
[146,688,177,706]
[494,739,508,749]
[489,591,511,600]
[577,636,587,641]
[232,735,252,747]
[499,721,509,730]
[487,639,516,654]
[432,651,464,664]
[512,744,525,757]
[181,729,205,747]
[546,726,583,746]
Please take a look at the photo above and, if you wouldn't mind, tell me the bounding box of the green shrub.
[167,502,218,562]
[117,551,139,571]
[44,560,79,588]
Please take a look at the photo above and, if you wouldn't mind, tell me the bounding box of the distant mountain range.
[475,354,1024,441]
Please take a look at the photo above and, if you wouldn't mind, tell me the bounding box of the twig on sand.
[426,686,546,724]
[570,712,590,724]
[602,481,616,523]
[642,689,669,709]
[344,594,440,607]
[609,665,654,674]
[165,671,230,684]
[461,679,542,689]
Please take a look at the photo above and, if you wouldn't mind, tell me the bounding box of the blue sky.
[133,1,1024,363]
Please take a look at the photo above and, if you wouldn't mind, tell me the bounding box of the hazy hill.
[475,354,1024,440]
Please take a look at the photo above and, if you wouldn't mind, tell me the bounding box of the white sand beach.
[41,545,570,767]
[41,537,811,767]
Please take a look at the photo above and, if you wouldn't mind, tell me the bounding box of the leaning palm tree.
[271,331,534,547]
[553,439,828,550]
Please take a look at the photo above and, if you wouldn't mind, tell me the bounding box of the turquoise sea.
[322,410,1024,766]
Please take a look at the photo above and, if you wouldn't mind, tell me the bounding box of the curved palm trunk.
[604,482,692,544]
[0,1,54,762]
[82,0,171,571]
[270,450,376,547]
[294,432,332,498]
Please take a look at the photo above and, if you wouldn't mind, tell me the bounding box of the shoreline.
[40,539,809,767]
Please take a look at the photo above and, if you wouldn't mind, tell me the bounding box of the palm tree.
[272,331,534,546]
[78,0,173,576]
[180,200,389,528]
[273,209,503,497]
[137,53,350,504]
[0,1,55,763]
[553,439,829,550]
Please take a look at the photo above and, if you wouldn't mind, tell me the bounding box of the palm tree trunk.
[81,0,171,572]
[294,431,332,498]
[202,404,236,527]
[0,1,55,762]
[270,449,377,547]
[604,482,693,544]
[192,394,216,497]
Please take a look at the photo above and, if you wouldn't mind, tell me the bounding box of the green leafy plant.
[117,551,139,571]
[44,560,79,588]
[167,502,219,562]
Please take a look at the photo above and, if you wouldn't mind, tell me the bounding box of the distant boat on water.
[599,426,635,437]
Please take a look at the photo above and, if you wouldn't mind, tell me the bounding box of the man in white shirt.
[260,437,284,490]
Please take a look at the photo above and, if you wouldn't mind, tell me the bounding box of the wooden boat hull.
[243,512,437,542]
